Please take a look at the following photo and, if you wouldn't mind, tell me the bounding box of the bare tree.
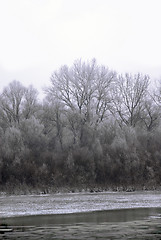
[0,80,25,127]
[47,59,115,127]
[152,79,161,108]
[42,96,65,150]
[112,73,149,127]
[140,97,159,131]
[22,85,39,119]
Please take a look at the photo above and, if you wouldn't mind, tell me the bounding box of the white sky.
[0,0,161,97]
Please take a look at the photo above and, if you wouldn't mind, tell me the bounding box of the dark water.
[2,207,161,226]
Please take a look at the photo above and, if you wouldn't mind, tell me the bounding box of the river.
[0,191,161,224]
[1,191,161,239]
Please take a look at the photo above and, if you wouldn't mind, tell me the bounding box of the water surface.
[0,191,161,226]
[2,207,161,226]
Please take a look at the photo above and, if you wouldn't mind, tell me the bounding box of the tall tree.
[42,98,65,150]
[46,59,115,145]
[22,85,39,119]
[112,73,149,127]
[140,97,159,131]
[47,59,115,125]
[0,80,25,127]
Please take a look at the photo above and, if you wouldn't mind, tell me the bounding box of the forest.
[0,59,161,193]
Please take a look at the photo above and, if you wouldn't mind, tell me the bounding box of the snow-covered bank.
[0,191,161,218]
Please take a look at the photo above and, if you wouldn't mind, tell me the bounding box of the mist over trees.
[0,59,161,192]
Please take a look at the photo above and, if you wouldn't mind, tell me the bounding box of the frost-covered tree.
[0,80,25,127]
[47,59,115,127]
[112,73,149,127]
[22,85,39,119]
[0,81,39,127]
[46,59,115,146]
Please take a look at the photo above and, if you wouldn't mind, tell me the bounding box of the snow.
[0,191,161,218]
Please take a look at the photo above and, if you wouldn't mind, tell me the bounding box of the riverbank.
[1,191,161,239]
[1,183,161,196]
[0,218,161,240]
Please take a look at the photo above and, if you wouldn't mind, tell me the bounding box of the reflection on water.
[3,208,161,226]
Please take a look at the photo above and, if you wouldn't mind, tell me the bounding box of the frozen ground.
[0,191,161,218]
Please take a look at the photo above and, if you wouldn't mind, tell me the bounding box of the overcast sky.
[0,0,161,96]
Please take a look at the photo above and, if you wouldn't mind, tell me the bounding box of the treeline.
[0,59,161,193]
